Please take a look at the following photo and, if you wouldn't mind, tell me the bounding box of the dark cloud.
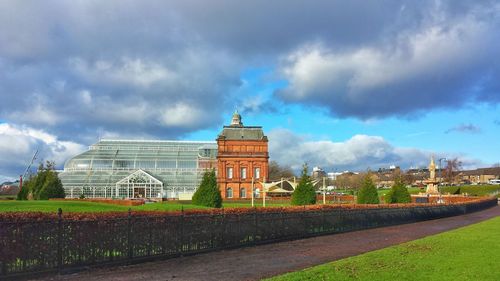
[0,0,498,177]
[445,123,481,134]
[275,1,500,119]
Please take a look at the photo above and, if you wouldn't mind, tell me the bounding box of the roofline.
[222,126,263,129]
[98,139,216,144]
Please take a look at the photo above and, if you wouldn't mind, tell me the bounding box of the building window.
[227,167,233,179]
[240,188,246,198]
[254,167,260,179]
[227,187,233,198]
[241,167,247,179]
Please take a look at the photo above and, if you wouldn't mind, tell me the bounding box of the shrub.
[357,174,379,204]
[192,169,222,208]
[291,164,317,205]
[385,179,411,203]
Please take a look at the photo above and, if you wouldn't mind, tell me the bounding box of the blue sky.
[0,0,499,181]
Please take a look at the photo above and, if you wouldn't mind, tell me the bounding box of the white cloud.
[159,103,206,128]
[0,123,86,174]
[269,128,432,171]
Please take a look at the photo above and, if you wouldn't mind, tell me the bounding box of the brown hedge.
[0,196,494,223]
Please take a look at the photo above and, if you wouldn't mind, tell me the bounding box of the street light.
[438,158,447,204]
[438,158,447,187]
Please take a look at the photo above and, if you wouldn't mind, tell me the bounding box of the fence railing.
[0,198,497,278]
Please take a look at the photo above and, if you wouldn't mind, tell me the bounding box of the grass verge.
[265,216,500,281]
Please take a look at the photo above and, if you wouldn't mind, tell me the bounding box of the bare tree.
[443,158,462,184]
[268,161,295,181]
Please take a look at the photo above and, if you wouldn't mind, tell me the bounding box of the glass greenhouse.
[59,139,217,199]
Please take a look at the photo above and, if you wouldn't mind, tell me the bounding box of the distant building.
[0,181,20,195]
[459,167,500,184]
[311,166,327,179]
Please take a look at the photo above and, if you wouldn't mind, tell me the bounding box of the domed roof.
[230,110,243,126]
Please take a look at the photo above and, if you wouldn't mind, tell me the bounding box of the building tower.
[216,111,269,199]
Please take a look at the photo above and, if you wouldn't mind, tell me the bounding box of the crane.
[19,149,39,191]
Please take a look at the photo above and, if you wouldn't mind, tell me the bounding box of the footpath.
[35,205,500,281]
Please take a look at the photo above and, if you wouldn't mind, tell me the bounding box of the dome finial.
[230,110,243,126]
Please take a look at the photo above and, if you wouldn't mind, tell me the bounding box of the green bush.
[192,169,222,208]
[385,179,411,203]
[357,175,379,204]
[291,164,316,205]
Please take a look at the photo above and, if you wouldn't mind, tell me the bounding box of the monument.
[424,156,439,194]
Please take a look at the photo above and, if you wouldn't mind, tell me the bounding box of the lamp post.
[251,177,254,207]
[438,158,447,203]
[322,177,326,204]
[438,158,447,188]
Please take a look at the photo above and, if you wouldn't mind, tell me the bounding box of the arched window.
[227,187,233,198]
[240,188,246,198]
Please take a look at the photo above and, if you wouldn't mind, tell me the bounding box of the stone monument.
[424,156,439,194]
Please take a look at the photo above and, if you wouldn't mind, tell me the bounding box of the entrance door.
[134,187,146,198]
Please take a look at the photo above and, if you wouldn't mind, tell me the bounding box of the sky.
[1,0,499,182]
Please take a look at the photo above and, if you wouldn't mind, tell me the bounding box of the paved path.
[36,205,500,281]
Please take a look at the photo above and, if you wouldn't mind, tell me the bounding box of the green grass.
[265,216,500,281]
[0,200,291,213]
[0,200,207,213]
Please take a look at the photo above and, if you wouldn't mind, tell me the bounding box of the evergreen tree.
[16,161,65,200]
[192,169,222,208]
[385,178,411,203]
[357,174,380,204]
[37,171,65,200]
[291,164,316,205]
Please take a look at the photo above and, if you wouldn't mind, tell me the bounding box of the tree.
[17,161,65,200]
[385,178,411,204]
[291,164,316,205]
[192,169,222,208]
[357,174,379,204]
[268,161,295,181]
[443,158,462,184]
[37,171,65,200]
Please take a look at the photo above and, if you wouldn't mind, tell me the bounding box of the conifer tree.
[192,169,222,208]
[357,174,379,204]
[385,178,411,203]
[291,164,317,205]
[17,161,65,200]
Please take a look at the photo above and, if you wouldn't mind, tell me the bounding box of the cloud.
[445,123,481,134]
[0,0,499,178]
[276,2,500,119]
[0,123,86,177]
[268,128,484,172]
[268,128,433,171]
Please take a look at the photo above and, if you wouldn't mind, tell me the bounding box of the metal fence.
[0,198,497,278]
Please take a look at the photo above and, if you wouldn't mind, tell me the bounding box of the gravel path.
[35,205,500,281]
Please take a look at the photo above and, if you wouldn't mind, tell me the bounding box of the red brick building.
[217,111,269,199]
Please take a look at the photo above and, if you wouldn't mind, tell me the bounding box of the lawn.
[265,216,500,281]
[0,200,289,213]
